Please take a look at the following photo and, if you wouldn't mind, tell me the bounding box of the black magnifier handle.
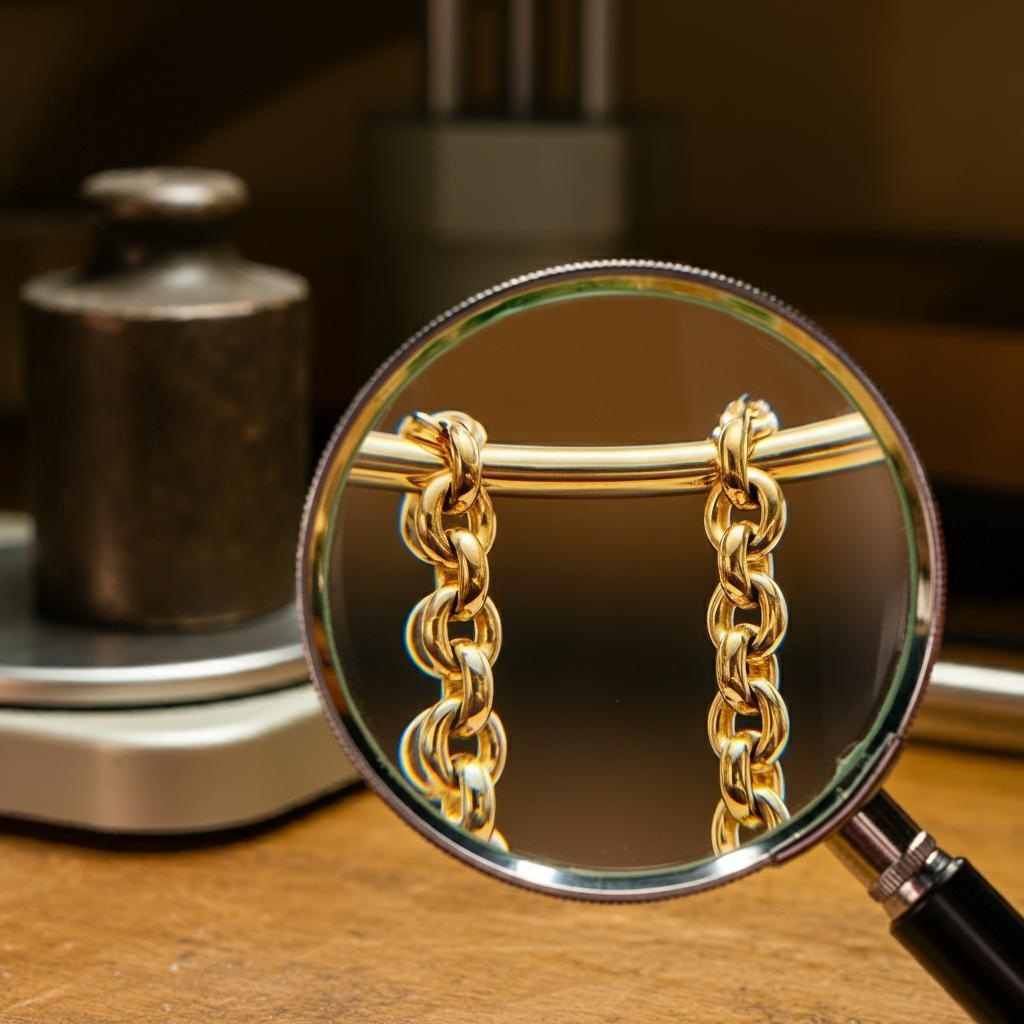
[892,857,1024,1021]
[832,790,1024,1023]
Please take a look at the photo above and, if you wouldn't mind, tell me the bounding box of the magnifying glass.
[298,262,1023,1022]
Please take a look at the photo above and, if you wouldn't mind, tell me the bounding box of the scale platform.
[0,515,356,834]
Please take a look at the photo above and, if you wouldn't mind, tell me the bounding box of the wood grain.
[0,741,1020,1023]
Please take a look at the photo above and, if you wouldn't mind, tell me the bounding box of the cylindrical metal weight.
[21,167,310,628]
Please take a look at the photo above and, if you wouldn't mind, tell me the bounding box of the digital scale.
[0,514,356,833]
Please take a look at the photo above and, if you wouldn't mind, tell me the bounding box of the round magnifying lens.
[299,261,941,900]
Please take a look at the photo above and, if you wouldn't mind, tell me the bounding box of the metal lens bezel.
[297,261,943,901]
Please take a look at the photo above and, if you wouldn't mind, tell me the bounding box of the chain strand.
[705,396,791,854]
[397,411,508,850]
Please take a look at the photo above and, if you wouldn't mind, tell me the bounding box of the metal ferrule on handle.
[833,790,1024,1023]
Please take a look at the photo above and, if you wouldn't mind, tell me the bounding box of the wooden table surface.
[0,741,1020,1023]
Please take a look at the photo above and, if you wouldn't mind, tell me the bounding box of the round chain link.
[705,397,791,854]
[396,411,508,851]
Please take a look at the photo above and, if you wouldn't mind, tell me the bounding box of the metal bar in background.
[508,0,540,117]
[579,0,622,119]
[913,659,1024,753]
[426,0,468,117]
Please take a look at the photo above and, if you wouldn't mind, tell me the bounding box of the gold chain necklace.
[705,397,791,853]
[397,411,508,850]
[394,398,793,855]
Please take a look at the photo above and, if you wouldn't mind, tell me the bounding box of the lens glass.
[302,267,939,897]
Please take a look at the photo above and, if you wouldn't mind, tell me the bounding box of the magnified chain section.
[705,396,792,854]
[397,410,508,850]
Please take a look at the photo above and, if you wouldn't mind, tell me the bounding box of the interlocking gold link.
[705,397,791,854]
[396,410,508,850]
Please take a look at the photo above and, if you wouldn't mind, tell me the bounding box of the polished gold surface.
[396,411,508,850]
[351,411,880,496]
[706,398,791,854]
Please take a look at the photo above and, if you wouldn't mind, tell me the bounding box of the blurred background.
[1,1,1021,653]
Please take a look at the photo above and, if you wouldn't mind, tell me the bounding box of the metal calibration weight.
[22,167,310,628]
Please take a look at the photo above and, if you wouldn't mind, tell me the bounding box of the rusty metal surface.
[21,168,310,628]
[0,514,306,707]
